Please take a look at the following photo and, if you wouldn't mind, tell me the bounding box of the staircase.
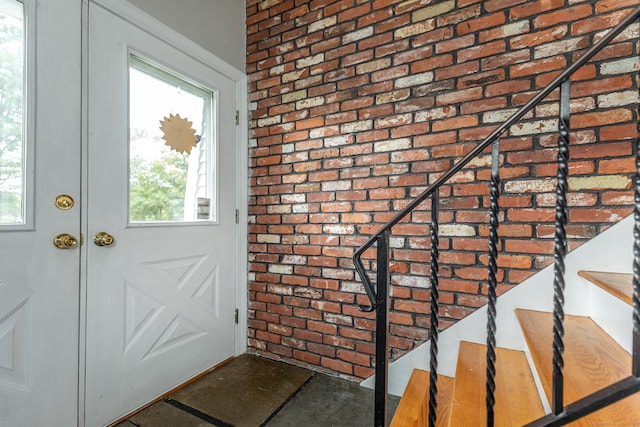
[391,268,639,426]
[352,5,640,426]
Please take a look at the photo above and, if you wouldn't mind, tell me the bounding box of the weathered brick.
[510,0,565,20]
[458,11,506,35]
[394,20,437,40]
[247,0,639,380]
[534,36,590,59]
[510,26,568,49]
[412,1,455,22]
[600,57,640,75]
[534,5,593,29]
[438,5,482,26]
[481,20,531,43]
[569,175,632,190]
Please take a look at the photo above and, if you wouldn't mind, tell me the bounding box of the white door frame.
[79,0,248,423]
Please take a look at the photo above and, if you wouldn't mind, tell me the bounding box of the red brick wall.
[246,0,639,379]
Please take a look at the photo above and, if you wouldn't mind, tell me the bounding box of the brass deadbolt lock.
[55,194,74,210]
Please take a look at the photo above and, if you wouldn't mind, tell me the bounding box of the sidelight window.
[0,0,26,226]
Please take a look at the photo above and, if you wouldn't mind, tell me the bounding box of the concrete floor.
[116,354,399,427]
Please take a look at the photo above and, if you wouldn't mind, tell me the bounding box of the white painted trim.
[235,75,249,356]
[78,1,90,425]
[90,0,244,81]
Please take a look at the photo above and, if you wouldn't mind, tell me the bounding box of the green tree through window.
[129,145,188,222]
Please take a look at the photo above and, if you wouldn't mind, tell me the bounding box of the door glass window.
[129,55,215,224]
[0,0,25,225]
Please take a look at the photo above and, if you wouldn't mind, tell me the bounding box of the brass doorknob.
[94,232,115,247]
[54,233,78,249]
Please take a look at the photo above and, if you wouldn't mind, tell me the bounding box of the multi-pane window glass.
[0,0,24,225]
[129,55,215,223]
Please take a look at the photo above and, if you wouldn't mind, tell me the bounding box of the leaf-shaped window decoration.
[159,113,198,154]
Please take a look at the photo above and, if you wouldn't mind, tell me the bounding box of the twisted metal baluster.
[633,120,640,378]
[428,192,440,427]
[551,80,571,414]
[486,140,501,427]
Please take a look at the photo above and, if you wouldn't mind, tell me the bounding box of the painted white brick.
[412,0,455,21]
[598,90,640,108]
[257,234,281,244]
[468,155,492,168]
[396,72,434,88]
[374,138,412,152]
[390,237,405,248]
[282,90,307,103]
[322,181,352,191]
[500,21,530,38]
[282,143,295,153]
[568,175,632,191]
[308,16,337,33]
[282,255,307,265]
[267,205,291,214]
[510,119,558,136]
[257,115,281,127]
[377,114,412,128]
[323,224,355,234]
[296,53,325,68]
[504,178,556,193]
[343,26,374,44]
[395,21,436,39]
[534,38,588,59]
[439,224,476,237]
[601,57,640,75]
[325,135,353,147]
[292,204,309,213]
[270,64,285,76]
[281,194,306,203]
[376,89,411,104]
[483,108,519,124]
[392,274,430,288]
[341,281,366,293]
[296,96,325,109]
[341,120,373,133]
[282,70,305,83]
[415,106,456,122]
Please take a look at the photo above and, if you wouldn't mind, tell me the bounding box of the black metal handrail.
[353,7,640,427]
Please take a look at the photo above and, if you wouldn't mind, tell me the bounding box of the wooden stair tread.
[390,369,454,427]
[449,341,545,426]
[578,270,633,305]
[516,309,639,426]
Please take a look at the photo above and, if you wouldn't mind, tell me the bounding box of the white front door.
[0,0,81,426]
[84,3,238,426]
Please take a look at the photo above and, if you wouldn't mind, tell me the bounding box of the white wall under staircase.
[361,214,635,397]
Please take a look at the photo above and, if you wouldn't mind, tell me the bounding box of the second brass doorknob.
[94,232,115,247]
